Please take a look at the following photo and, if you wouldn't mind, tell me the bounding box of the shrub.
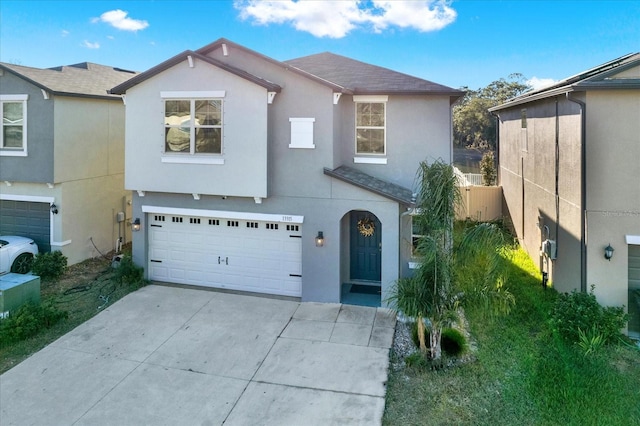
[31,251,68,281]
[0,302,67,343]
[113,255,145,286]
[405,352,429,369]
[441,327,468,356]
[480,151,497,186]
[549,286,628,347]
[577,326,605,356]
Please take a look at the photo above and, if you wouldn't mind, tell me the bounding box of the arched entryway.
[341,210,382,307]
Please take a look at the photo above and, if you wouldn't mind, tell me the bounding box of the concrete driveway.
[0,285,396,425]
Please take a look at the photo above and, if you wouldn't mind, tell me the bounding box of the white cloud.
[92,9,149,32]
[61,30,69,37]
[82,40,100,49]
[527,77,558,90]
[235,0,456,38]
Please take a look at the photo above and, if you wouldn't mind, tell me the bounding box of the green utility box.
[0,273,41,318]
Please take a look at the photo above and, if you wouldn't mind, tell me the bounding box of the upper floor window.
[355,101,385,155]
[165,99,222,154]
[1,95,28,157]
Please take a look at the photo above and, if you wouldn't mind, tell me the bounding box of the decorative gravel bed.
[389,311,477,371]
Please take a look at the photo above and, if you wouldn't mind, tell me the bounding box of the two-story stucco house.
[490,53,640,337]
[110,38,463,306]
[0,62,136,264]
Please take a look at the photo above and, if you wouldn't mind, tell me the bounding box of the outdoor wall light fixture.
[50,203,58,214]
[604,243,614,261]
[315,231,324,247]
[131,218,141,232]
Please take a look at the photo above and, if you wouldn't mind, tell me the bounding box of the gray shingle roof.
[1,62,137,99]
[324,166,415,206]
[286,52,463,96]
[490,52,640,111]
[110,50,281,95]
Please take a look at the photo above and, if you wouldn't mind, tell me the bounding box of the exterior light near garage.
[315,231,324,247]
[50,203,58,214]
[131,218,141,232]
[604,243,614,261]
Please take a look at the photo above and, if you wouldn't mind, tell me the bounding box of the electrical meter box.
[0,273,41,318]
[542,239,557,260]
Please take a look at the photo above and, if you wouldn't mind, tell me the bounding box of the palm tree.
[388,160,514,361]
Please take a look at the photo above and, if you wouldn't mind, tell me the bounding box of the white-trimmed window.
[161,91,224,161]
[289,117,315,149]
[354,95,387,156]
[1,95,28,156]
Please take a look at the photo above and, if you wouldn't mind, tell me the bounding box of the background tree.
[454,73,531,150]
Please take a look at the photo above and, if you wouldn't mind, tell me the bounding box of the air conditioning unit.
[542,239,557,260]
[0,273,41,319]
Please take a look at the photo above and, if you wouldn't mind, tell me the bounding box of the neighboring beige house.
[490,53,640,337]
[0,62,136,264]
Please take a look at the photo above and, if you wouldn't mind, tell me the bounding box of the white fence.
[452,167,502,221]
[453,166,484,187]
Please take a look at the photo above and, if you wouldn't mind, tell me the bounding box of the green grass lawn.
[383,246,640,426]
[0,253,144,374]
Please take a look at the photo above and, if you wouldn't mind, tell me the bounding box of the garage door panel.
[0,200,51,252]
[148,213,302,297]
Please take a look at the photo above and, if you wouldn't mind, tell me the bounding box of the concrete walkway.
[0,285,396,425]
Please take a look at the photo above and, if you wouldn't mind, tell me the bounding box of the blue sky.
[1,1,638,90]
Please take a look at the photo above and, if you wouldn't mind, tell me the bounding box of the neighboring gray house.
[490,53,640,337]
[110,38,463,306]
[0,62,136,264]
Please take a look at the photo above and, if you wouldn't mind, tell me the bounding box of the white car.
[0,236,39,275]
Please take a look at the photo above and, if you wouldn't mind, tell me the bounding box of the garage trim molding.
[626,235,640,245]
[141,205,304,224]
[0,194,70,249]
[0,194,54,203]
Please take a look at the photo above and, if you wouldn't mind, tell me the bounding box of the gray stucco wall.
[130,184,401,306]
[124,60,269,198]
[336,94,452,190]
[498,96,583,294]
[0,71,54,183]
[123,43,454,305]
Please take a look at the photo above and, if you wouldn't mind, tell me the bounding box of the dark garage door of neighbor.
[0,200,50,252]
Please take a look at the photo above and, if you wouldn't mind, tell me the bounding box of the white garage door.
[147,212,302,297]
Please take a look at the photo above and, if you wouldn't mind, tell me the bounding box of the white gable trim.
[0,94,29,101]
[353,95,388,103]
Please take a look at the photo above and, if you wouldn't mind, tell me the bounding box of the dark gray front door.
[0,200,49,252]
[350,211,381,282]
